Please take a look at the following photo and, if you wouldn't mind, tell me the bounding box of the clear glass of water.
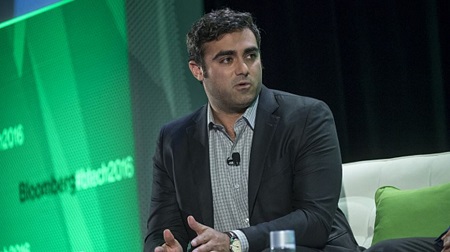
[270,230,296,252]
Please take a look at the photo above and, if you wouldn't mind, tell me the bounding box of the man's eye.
[221,57,233,64]
[246,53,258,60]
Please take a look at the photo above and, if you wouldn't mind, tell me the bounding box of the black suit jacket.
[145,86,360,252]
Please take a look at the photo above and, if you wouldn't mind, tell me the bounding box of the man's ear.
[188,61,204,81]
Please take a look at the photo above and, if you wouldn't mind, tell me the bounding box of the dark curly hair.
[186,8,261,68]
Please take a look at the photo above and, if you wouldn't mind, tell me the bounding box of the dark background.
[204,0,450,162]
[0,0,14,22]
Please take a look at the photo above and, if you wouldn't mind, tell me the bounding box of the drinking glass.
[270,230,296,252]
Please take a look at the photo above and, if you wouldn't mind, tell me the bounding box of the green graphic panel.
[0,0,140,251]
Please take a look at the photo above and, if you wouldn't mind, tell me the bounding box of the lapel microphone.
[226,152,241,166]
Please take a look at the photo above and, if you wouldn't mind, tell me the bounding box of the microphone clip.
[226,152,241,166]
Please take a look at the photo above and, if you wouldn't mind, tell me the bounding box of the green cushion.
[372,182,450,245]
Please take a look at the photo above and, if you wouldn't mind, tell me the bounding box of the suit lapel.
[186,106,214,227]
[248,86,280,218]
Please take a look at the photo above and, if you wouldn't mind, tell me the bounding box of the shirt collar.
[207,95,259,130]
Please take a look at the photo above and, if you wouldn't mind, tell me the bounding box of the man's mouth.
[235,81,251,87]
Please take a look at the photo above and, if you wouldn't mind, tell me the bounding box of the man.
[365,227,450,252]
[144,8,360,252]
[442,229,450,252]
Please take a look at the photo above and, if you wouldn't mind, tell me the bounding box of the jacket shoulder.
[264,88,331,115]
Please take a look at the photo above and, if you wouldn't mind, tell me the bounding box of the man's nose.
[235,59,249,76]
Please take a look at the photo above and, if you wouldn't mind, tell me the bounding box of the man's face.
[189,28,262,114]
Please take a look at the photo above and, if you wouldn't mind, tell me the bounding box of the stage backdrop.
[0,0,204,251]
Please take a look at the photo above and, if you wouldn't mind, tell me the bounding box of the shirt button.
[245,218,250,224]
[234,184,240,189]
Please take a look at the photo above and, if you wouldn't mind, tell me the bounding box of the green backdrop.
[0,0,204,251]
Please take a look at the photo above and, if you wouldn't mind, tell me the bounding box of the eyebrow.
[212,46,260,61]
[244,47,260,55]
[212,50,235,61]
